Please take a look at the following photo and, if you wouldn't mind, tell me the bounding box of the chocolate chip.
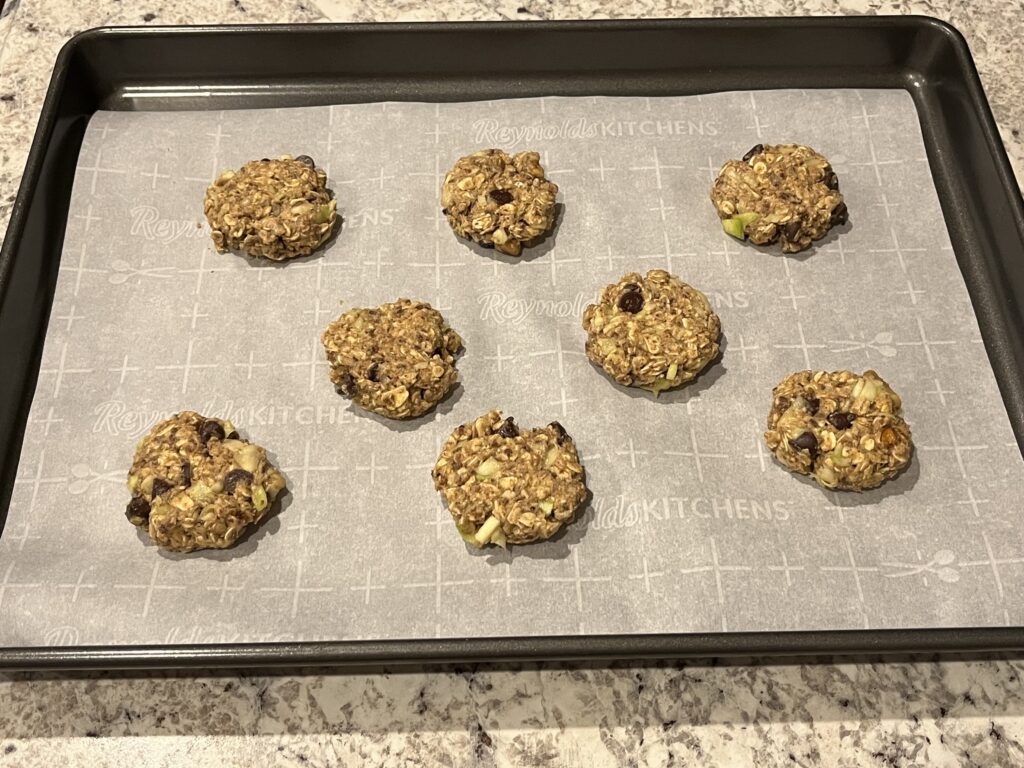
[805,396,820,414]
[125,496,150,524]
[367,363,380,382]
[789,431,818,452]
[489,189,514,205]
[783,220,802,241]
[497,417,519,438]
[830,201,848,226]
[827,412,855,430]
[151,478,173,498]
[294,155,315,168]
[181,462,193,488]
[777,396,792,411]
[227,431,239,440]
[441,208,450,215]
[618,290,644,314]
[199,419,225,444]
[337,373,356,397]
[742,144,764,162]
[223,469,254,494]
[548,421,570,444]
[825,172,839,190]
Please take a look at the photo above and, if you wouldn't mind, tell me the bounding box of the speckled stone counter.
[1,1,1022,766]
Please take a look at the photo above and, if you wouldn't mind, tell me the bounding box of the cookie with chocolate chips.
[440,149,558,256]
[204,154,337,261]
[582,270,721,393]
[125,411,286,552]
[432,410,587,548]
[764,370,913,491]
[321,298,462,419]
[710,143,847,253]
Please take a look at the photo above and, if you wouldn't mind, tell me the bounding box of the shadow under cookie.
[152,486,292,562]
[459,486,595,565]
[344,381,465,433]
[587,329,729,406]
[454,202,564,264]
[767,443,919,504]
[735,216,854,262]
[233,210,345,271]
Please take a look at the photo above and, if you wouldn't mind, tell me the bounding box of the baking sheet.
[2,90,1023,648]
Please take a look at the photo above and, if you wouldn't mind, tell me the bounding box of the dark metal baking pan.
[2,17,1023,670]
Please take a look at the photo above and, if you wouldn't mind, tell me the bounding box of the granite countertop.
[0,1,1022,766]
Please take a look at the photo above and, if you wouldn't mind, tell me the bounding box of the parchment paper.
[3,90,1023,648]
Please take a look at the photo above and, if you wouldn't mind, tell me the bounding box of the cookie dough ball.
[764,370,913,491]
[433,410,587,548]
[321,299,462,419]
[582,269,721,392]
[204,154,337,261]
[711,143,847,253]
[125,412,286,552]
[440,149,558,256]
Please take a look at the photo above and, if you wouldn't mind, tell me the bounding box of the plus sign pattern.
[1,90,1022,648]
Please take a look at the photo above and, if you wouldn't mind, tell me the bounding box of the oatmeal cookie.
[321,299,462,419]
[204,154,337,261]
[440,149,558,256]
[582,269,721,392]
[432,410,587,547]
[710,143,847,253]
[125,411,286,552]
[764,370,913,491]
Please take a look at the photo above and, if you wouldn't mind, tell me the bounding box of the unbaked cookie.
[710,143,847,253]
[321,298,462,419]
[125,411,286,552]
[582,269,721,392]
[440,149,558,256]
[764,370,913,491]
[204,154,337,261]
[432,410,587,548]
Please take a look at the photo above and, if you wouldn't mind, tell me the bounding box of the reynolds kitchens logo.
[93,400,355,437]
[130,205,207,243]
[479,291,587,325]
[472,117,719,146]
[593,495,793,529]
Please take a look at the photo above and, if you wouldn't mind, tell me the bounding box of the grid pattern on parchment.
[1,91,1022,648]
